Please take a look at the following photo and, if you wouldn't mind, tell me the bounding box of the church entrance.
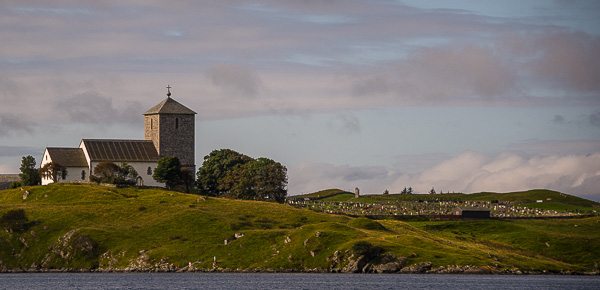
[136,176,144,186]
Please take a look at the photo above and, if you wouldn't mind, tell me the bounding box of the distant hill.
[1,184,599,273]
[293,189,352,199]
[295,189,599,208]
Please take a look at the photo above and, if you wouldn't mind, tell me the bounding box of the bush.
[9,181,22,189]
[71,235,99,259]
[352,241,384,260]
[1,209,28,231]
[91,162,137,185]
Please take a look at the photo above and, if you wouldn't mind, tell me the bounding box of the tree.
[383,189,389,195]
[39,162,66,183]
[90,162,138,185]
[196,149,288,203]
[225,158,288,203]
[118,162,138,182]
[19,155,41,186]
[407,187,414,194]
[429,187,436,194]
[92,162,120,181]
[153,156,182,189]
[196,149,252,196]
[180,167,195,193]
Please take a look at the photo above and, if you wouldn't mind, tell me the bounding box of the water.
[1,273,598,290]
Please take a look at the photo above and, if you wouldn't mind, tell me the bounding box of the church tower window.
[147,166,152,175]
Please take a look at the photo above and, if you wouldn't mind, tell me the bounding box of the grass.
[1,184,598,272]
[295,188,600,208]
[517,202,597,213]
[293,189,352,199]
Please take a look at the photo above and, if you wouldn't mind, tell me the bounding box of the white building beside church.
[40,87,196,187]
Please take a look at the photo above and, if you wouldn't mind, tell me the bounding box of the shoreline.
[2,267,599,276]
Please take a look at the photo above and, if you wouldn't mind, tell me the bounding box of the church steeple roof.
[143,86,197,115]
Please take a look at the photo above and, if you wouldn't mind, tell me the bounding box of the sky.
[1,0,599,201]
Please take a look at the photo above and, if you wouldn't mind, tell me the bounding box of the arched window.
[176,118,179,129]
[81,170,86,180]
[151,118,153,129]
[147,166,152,175]
[62,169,67,180]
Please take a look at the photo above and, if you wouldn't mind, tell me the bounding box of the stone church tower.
[143,86,197,172]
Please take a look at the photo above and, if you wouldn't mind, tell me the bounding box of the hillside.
[295,189,599,207]
[1,184,599,273]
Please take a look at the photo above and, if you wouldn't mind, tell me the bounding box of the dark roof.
[455,207,490,212]
[81,139,159,162]
[46,148,88,167]
[143,97,196,115]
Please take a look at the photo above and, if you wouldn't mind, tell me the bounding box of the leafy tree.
[118,162,138,181]
[90,162,138,185]
[39,162,66,183]
[180,167,195,193]
[153,156,182,189]
[92,162,120,181]
[19,155,41,186]
[224,158,288,203]
[196,149,252,196]
[196,149,288,203]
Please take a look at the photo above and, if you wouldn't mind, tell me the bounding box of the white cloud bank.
[288,151,600,202]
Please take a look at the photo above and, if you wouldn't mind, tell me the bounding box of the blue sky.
[1,1,599,201]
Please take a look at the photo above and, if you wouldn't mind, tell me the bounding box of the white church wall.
[40,149,89,185]
[88,161,164,187]
[40,150,52,185]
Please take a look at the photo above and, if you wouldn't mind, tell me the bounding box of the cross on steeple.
[166,85,172,97]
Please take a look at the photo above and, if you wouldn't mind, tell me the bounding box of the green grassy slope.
[293,189,352,200]
[1,184,598,272]
[298,188,599,209]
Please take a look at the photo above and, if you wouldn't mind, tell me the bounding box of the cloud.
[54,91,140,125]
[289,151,600,201]
[289,162,397,194]
[348,44,517,105]
[589,110,600,128]
[507,140,600,156]
[0,113,35,135]
[0,163,18,174]
[552,115,565,124]
[0,146,42,157]
[327,113,361,135]
[205,63,265,98]
[528,32,600,92]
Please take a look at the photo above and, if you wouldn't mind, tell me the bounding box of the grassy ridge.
[298,188,599,209]
[1,184,599,272]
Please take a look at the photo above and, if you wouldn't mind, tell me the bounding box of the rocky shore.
[2,261,598,275]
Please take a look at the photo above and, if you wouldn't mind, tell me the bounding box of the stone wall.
[157,114,195,168]
[144,114,160,152]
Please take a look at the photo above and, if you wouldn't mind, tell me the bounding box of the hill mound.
[0,184,598,273]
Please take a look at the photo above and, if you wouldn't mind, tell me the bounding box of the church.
[40,87,196,187]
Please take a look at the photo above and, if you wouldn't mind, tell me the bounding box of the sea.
[1,273,598,290]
